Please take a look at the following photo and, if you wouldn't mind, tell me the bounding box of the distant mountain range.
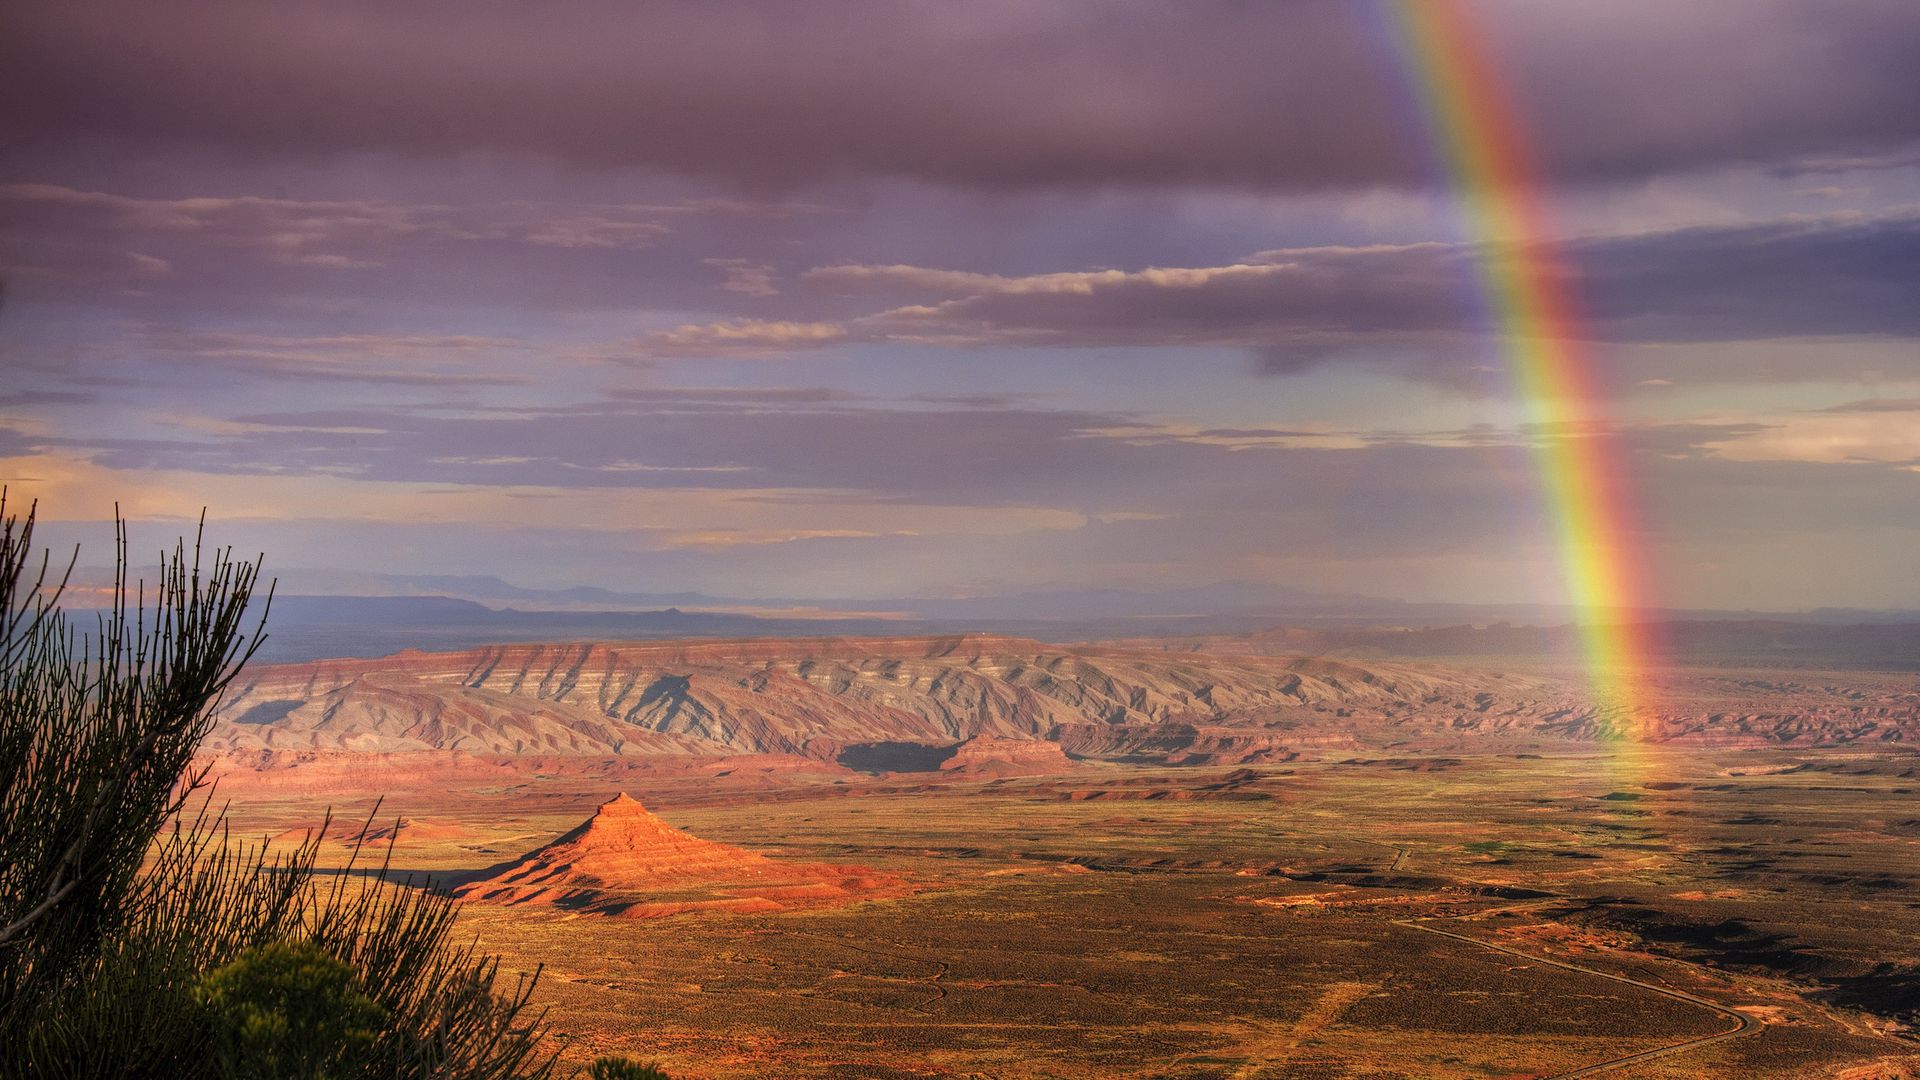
[248,595,915,663]
[49,566,1920,665]
[236,594,1920,669]
[209,635,1920,768]
[208,635,1568,762]
[256,570,1920,626]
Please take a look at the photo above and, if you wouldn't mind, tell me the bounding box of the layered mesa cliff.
[211,634,1549,760]
[207,634,1920,764]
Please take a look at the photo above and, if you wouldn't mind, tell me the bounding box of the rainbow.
[1379,0,1659,736]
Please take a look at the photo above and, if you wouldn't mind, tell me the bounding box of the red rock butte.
[938,734,1077,777]
[453,792,909,918]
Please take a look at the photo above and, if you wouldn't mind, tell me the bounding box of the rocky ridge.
[207,635,1920,765]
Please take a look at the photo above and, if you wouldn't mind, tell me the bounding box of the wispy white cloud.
[704,258,779,296]
[1700,406,1920,465]
[117,326,537,386]
[648,320,847,356]
[0,183,683,273]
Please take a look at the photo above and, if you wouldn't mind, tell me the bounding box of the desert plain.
[204,635,1920,1078]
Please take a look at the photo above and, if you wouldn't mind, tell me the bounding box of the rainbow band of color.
[1383,0,1656,733]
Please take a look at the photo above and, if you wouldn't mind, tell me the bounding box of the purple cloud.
[5,2,1917,192]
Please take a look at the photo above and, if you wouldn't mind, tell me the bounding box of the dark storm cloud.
[1569,214,1920,342]
[7,1,1918,613]
[5,2,1917,192]
[772,213,1920,371]
[0,427,46,459]
[1767,150,1920,179]
[15,177,1913,379]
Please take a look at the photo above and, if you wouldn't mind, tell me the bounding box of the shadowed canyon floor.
[208,637,1920,1077]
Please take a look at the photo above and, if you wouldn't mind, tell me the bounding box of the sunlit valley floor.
[207,639,1920,1078]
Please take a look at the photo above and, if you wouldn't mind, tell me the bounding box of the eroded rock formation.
[452,792,907,917]
[206,635,1920,768]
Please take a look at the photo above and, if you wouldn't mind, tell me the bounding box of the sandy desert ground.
[205,637,1920,1078]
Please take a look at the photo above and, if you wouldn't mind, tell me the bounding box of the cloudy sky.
[3,1,1919,612]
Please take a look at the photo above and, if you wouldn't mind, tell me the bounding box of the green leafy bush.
[198,941,386,1080]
